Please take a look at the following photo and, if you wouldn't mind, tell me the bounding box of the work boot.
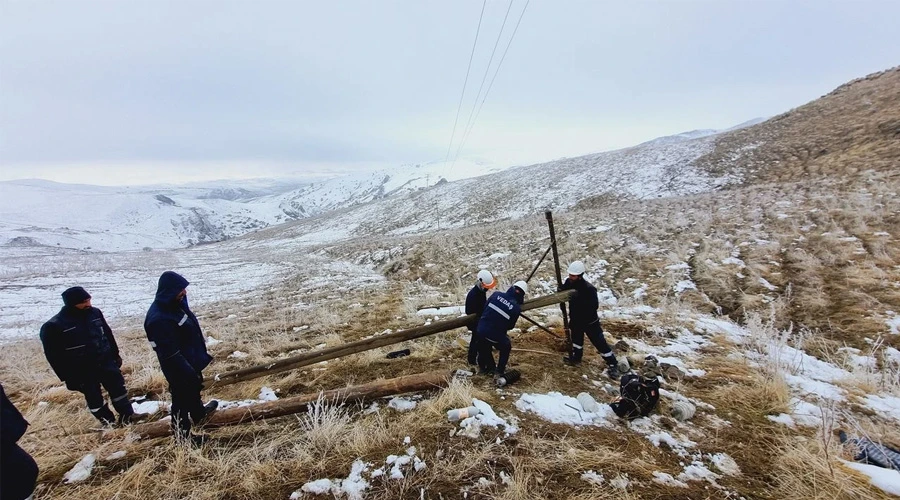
[92,406,117,427]
[197,400,218,425]
[606,364,621,380]
[562,355,581,366]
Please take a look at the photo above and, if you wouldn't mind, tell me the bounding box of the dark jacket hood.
[155,271,189,303]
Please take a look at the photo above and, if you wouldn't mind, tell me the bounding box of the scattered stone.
[660,363,685,381]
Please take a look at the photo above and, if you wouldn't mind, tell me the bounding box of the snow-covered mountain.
[0,123,750,253]
[0,159,506,252]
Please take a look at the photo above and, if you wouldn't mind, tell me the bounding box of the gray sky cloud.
[1,0,899,185]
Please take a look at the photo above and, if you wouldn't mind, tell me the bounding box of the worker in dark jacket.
[145,271,217,445]
[476,281,527,378]
[465,270,496,365]
[40,287,144,426]
[1,384,39,500]
[561,261,620,378]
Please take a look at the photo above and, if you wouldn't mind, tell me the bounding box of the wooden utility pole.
[126,370,451,440]
[210,290,576,388]
[545,211,571,352]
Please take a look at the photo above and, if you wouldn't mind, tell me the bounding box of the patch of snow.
[709,453,741,476]
[297,478,334,496]
[458,398,518,438]
[758,277,778,291]
[597,288,617,305]
[228,350,248,359]
[132,400,167,415]
[674,280,696,293]
[788,398,827,427]
[387,397,417,412]
[652,471,688,488]
[581,470,605,486]
[644,431,697,457]
[258,386,278,401]
[515,392,617,427]
[64,454,96,483]
[105,451,126,460]
[205,336,221,347]
[609,474,630,489]
[416,305,465,316]
[721,257,746,267]
[841,460,900,495]
[767,413,796,427]
[885,347,900,365]
[863,395,900,423]
[886,312,900,335]
[677,462,721,485]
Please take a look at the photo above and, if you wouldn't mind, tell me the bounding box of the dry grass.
[6,137,900,498]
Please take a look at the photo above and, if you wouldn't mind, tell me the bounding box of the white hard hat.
[567,261,586,275]
[477,270,496,289]
[513,280,528,295]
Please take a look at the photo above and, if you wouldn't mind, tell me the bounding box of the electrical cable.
[444,0,488,166]
[453,0,530,165]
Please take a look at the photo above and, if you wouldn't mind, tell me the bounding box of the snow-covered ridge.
[0,120,756,253]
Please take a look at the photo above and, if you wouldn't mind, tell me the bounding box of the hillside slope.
[694,66,900,182]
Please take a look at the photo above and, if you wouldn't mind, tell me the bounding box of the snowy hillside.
[0,124,746,253]
[250,134,738,248]
[0,159,505,252]
[0,180,293,251]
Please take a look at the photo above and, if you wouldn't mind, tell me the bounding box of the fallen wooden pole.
[125,370,451,440]
[210,290,577,388]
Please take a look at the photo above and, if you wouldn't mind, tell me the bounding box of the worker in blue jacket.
[476,281,527,378]
[465,270,496,365]
[40,287,146,426]
[1,384,38,500]
[144,271,217,445]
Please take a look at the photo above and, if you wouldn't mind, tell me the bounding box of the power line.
[453,0,530,165]
[444,0,488,166]
[453,0,515,163]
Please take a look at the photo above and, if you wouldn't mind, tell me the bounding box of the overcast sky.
[1,0,898,185]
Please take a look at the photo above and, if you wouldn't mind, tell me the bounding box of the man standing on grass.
[465,269,496,366]
[561,261,621,379]
[40,287,147,426]
[144,271,217,446]
[477,280,528,379]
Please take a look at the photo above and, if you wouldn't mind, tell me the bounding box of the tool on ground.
[447,406,481,422]
[495,369,521,387]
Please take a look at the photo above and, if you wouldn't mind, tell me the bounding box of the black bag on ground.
[609,373,660,420]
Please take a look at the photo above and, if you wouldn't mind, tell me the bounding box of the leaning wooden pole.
[210,290,576,388]
[126,370,451,440]
[545,210,571,351]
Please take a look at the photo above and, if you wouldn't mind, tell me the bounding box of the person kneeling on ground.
[465,269,496,366]
[476,280,527,380]
[40,287,148,426]
[144,271,218,446]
